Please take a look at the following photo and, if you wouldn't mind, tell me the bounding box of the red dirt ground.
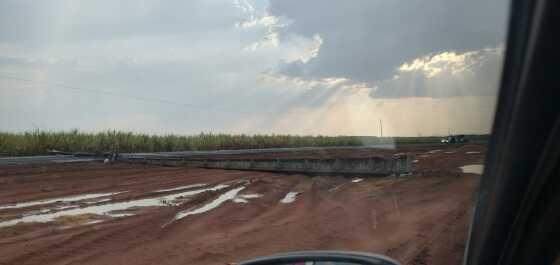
[0,144,485,265]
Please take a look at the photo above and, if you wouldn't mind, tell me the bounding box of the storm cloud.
[269,0,508,82]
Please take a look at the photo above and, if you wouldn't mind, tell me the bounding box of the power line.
[0,74,251,115]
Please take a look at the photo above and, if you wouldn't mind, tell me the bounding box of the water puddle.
[280,192,300,204]
[238,194,262,199]
[155,183,207,193]
[53,158,98,163]
[0,192,126,211]
[445,151,456,154]
[413,160,419,163]
[174,186,246,220]
[84,220,104,225]
[428,149,442,154]
[0,184,229,228]
[460,164,484,175]
[232,198,249,203]
[466,151,481,154]
[352,178,363,183]
[232,193,262,203]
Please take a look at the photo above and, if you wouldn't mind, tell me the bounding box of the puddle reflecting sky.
[155,183,207,193]
[0,192,126,210]
[460,164,484,174]
[280,192,300,204]
[174,186,246,220]
[0,184,229,228]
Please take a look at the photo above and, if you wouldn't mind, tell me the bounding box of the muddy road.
[0,144,485,265]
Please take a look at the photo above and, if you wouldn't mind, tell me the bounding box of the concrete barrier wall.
[126,156,413,176]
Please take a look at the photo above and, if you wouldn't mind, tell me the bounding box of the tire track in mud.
[63,215,172,265]
[161,176,310,264]
[8,225,129,264]
[390,200,471,265]
[3,182,244,265]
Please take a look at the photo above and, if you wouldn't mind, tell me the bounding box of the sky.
[0,0,509,136]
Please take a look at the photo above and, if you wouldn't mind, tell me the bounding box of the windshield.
[0,1,509,265]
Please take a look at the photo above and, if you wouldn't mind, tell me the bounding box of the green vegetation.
[0,130,490,156]
[0,130,362,156]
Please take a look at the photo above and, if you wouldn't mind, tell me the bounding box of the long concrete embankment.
[124,155,413,176]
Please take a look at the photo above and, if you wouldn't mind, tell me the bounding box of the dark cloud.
[269,0,509,82]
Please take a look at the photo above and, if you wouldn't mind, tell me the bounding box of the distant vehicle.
[441,135,467,144]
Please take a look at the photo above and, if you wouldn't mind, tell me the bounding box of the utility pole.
[379,119,383,137]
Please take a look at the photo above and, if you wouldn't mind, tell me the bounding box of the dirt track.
[0,144,485,265]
